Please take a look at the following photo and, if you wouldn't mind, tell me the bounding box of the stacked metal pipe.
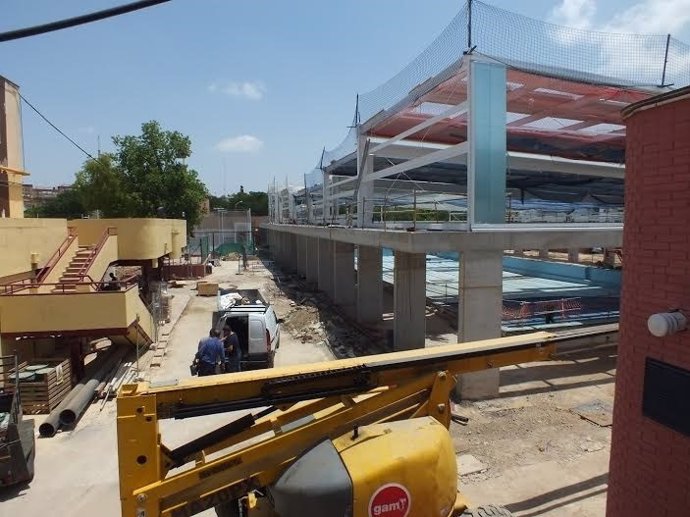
[38,345,129,437]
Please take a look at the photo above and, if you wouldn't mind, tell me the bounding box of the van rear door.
[247,314,267,357]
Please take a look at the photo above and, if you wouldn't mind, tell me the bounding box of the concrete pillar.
[277,231,283,264]
[357,245,383,324]
[286,233,297,272]
[317,238,334,298]
[272,230,279,258]
[568,248,580,263]
[268,230,275,259]
[295,235,306,277]
[333,242,356,313]
[393,251,426,350]
[277,232,286,268]
[539,249,549,259]
[305,237,319,284]
[457,250,503,399]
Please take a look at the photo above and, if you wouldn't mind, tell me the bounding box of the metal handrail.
[73,226,117,280]
[35,226,78,284]
[0,275,139,296]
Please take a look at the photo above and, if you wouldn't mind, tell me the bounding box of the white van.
[213,289,281,369]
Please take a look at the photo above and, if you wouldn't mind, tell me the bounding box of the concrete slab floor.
[0,259,618,517]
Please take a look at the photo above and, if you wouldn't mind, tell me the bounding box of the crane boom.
[117,331,559,517]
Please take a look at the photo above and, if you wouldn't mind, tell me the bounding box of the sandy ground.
[0,258,616,517]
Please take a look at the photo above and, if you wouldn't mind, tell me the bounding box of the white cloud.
[549,0,690,34]
[548,0,595,29]
[215,135,263,153]
[604,0,690,34]
[208,80,266,100]
[547,0,690,82]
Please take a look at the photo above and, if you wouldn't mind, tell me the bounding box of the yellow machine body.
[116,331,558,517]
[336,417,458,517]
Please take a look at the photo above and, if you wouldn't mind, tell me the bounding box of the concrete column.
[333,242,356,313]
[357,245,383,324]
[286,233,297,272]
[317,238,334,298]
[275,231,283,265]
[539,249,550,259]
[295,235,306,277]
[277,231,283,264]
[457,250,503,399]
[393,251,426,350]
[568,248,580,263]
[268,230,275,259]
[277,232,287,269]
[305,237,319,284]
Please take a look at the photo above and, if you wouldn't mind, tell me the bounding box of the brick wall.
[607,94,690,516]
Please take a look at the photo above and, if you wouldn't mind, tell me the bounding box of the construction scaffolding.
[269,1,690,229]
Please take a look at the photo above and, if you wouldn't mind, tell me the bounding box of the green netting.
[199,235,209,259]
[215,242,245,256]
[215,236,255,256]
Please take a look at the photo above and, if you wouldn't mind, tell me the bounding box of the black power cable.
[19,92,95,160]
[0,0,171,43]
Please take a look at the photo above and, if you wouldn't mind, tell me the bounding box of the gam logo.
[368,483,411,517]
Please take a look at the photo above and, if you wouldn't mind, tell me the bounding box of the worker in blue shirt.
[195,329,225,376]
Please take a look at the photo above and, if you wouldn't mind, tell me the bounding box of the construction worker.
[195,329,225,376]
[222,324,242,373]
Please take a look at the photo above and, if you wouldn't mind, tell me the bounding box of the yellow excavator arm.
[117,331,558,517]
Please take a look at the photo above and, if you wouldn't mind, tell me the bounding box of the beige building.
[0,75,188,380]
[0,75,26,217]
[0,217,187,361]
[23,183,73,211]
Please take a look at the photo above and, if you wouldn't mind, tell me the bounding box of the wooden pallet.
[14,358,73,414]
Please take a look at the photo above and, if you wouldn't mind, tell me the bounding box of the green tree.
[74,153,130,217]
[25,188,86,219]
[209,188,268,216]
[77,121,208,230]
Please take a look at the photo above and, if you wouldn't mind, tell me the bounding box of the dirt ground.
[0,257,616,517]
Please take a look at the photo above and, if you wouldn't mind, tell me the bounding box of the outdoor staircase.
[52,245,96,293]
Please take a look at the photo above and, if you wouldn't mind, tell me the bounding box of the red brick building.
[608,87,690,516]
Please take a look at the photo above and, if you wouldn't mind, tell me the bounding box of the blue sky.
[2,0,690,194]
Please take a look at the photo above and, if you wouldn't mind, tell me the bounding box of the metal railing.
[0,272,139,296]
[73,227,117,280]
[35,226,78,284]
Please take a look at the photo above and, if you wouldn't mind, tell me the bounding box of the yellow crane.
[117,331,562,517]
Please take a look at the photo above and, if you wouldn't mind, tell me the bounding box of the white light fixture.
[647,311,687,337]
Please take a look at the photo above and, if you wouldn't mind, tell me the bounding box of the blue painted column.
[458,60,507,398]
[468,59,507,225]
